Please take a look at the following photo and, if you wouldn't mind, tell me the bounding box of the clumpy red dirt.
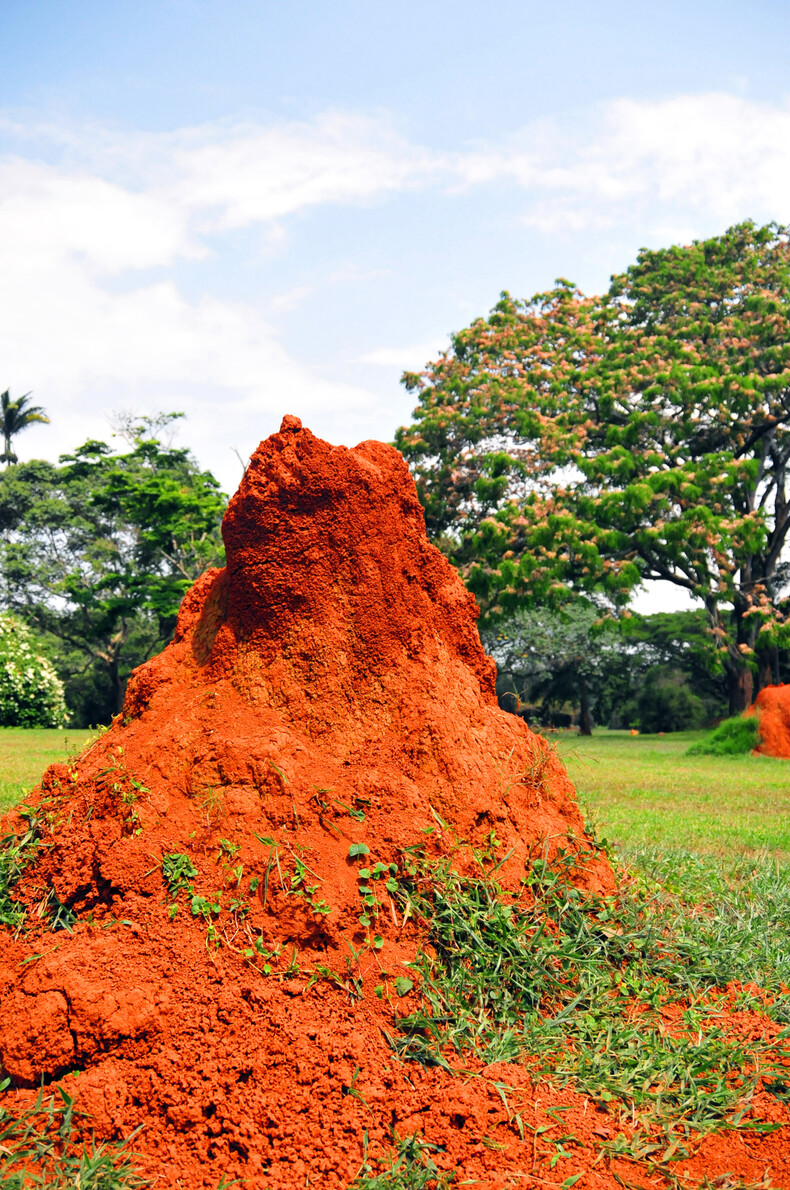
[754,684,790,758]
[1,418,789,1188]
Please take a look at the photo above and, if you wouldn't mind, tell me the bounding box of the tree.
[395,222,790,714]
[0,614,66,727]
[0,420,226,719]
[486,602,619,734]
[634,668,706,734]
[0,389,50,465]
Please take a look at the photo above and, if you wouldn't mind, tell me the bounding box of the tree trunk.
[721,594,756,716]
[755,645,780,694]
[578,683,592,736]
[726,661,753,717]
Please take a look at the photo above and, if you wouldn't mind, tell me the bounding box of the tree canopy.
[487,601,620,734]
[395,221,790,713]
[0,419,226,719]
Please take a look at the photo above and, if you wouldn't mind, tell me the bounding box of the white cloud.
[357,336,450,369]
[168,112,440,229]
[465,92,790,234]
[0,158,197,275]
[2,94,790,493]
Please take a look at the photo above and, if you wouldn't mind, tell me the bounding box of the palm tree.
[0,390,50,466]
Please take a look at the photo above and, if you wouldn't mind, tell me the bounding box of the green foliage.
[621,610,726,709]
[490,607,727,732]
[350,1134,454,1189]
[487,600,619,729]
[687,713,759,756]
[396,222,790,710]
[161,851,199,899]
[0,415,226,721]
[0,615,66,727]
[635,666,707,733]
[0,1081,149,1188]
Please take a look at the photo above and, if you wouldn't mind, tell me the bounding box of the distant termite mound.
[753,683,790,758]
[0,418,611,1188]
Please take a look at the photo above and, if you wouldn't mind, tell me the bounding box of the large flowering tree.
[395,222,790,714]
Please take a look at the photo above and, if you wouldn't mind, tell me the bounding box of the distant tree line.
[486,603,789,735]
[0,405,226,725]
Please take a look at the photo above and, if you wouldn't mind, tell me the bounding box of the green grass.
[388,841,790,1176]
[350,1135,454,1189]
[0,728,93,815]
[0,1080,148,1188]
[559,729,790,859]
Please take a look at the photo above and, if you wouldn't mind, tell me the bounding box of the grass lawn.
[559,727,790,860]
[0,727,93,815]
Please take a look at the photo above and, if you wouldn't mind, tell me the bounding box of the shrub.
[0,615,67,727]
[636,666,707,734]
[687,713,759,756]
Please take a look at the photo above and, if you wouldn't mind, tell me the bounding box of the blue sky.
[2,1,790,608]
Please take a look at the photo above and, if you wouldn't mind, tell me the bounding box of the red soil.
[1,418,789,1188]
[754,684,790,758]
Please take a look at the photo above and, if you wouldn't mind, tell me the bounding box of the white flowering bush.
[0,615,67,727]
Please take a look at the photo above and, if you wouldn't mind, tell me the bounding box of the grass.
[350,1134,455,1189]
[389,841,790,1174]
[0,728,93,815]
[0,807,41,930]
[559,729,790,859]
[687,714,759,757]
[0,1080,148,1189]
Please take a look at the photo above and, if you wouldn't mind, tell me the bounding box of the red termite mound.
[0,418,612,1186]
[2,420,787,1188]
[753,683,790,758]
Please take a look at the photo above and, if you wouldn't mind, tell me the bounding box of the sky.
[2,0,790,610]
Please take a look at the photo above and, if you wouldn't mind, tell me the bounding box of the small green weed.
[94,749,147,836]
[0,800,58,932]
[290,855,332,916]
[161,852,198,900]
[350,1132,454,1189]
[0,1079,149,1188]
[687,714,759,756]
[190,891,223,947]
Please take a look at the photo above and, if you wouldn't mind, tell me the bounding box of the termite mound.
[753,682,790,758]
[0,416,613,1188]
